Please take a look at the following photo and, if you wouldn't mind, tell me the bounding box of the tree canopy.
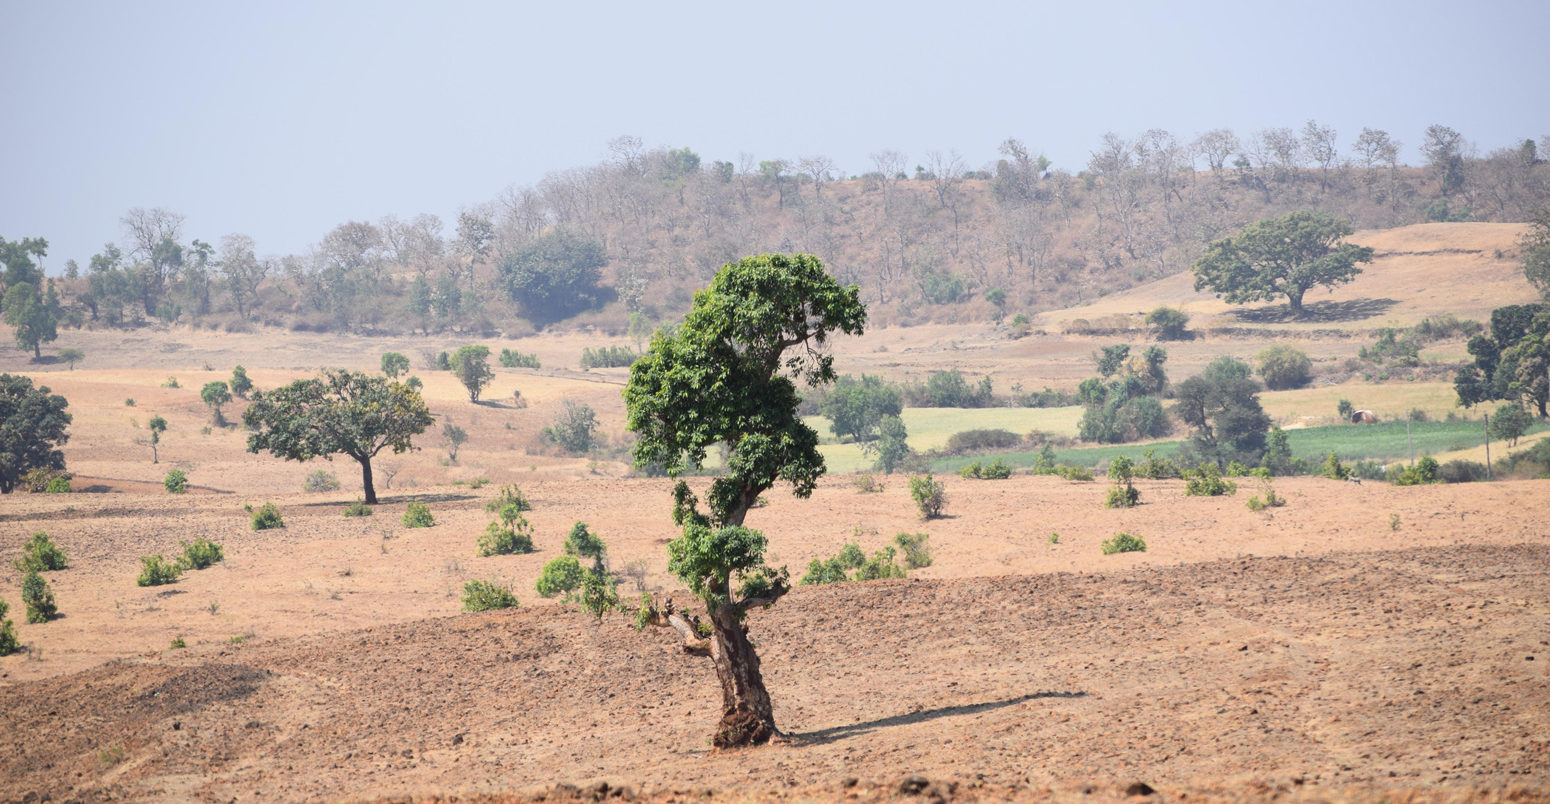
[1192,210,1374,316]
[0,374,71,494]
[242,369,432,504]
[624,253,865,748]
[497,229,608,326]
[1523,207,1550,300]
[1173,356,1271,468]
[1455,303,1550,417]
[819,374,902,442]
[449,345,494,402]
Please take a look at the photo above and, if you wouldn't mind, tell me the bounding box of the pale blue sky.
[3,0,1546,270]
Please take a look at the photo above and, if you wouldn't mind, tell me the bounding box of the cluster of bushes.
[479,485,536,556]
[7,533,68,633]
[800,532,930,585]
[535,523,619,618]
[1077,345,1170,444]
[20,468,72,493]
[462,579,520,612]
[498,348,541,369]
[1184,462,1237,496]
[820,374,902,442]
[902,370,995,408]
[579,346,637,369]
[137,537,225,587]
[959,459,1012,480]
[1100,532,1146,555]
[909,474,947,519]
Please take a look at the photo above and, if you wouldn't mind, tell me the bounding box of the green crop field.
[810,406,1082,473]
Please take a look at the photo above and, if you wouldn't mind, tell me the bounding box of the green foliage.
[854,546,906,581]
[1048,532,1060,545]
[902,370,995,407]
[402,501,435,528]
[13,532,67,573]
[0,600,17,656]
[1105,455,1140,508]
[1246,468,1286,511]
[137,554,182,586]
[851,473,884,493]
[498,348,540,369]
[576,564,621,619]
[1337,399,1355,420]
[170,636,186,649]
[1192,210,1375,315]
[1146,306,1190,340]
[486,484,533,515]
[543,400,598,454]
[1256,344,1313,390]
[821,374,903,443]
[449,345,494,402]
[1100,532,1147,555]
[579,345,638,369]
[1319,451,1351,480]
[497,229,608,325]
[44,476,69,493]
[250,501,284,530]
[1174,356,1270,468]
[177,537,224,570]
[563,522,607,561]
[0,374,72,494]
[1184,462,1237,496]
[163,376,180,389]
[478,504,536,556]
[1360,327,1421,367]
[21,571,56,623]
[867,414,912,474]
[1137,448,1182,479]
[3,279,60,358]
[960,458,1013,479]
[536,556,587,598]
[381,352,410,378]
[1033,443,1058,474]
[1261,426,1294,476]
[436,351,451,370]
[343,498,372,517]
[442,421,468,463]
[243,369,433,504]
[1056,464,1095,481]
[800,554,850,585]
[1523,207,1550,300]
[946,429,1021,454]
[909,473,947,519]
[163,469,188,494]
[462,579,520,612]
[58,347,84,369]
[304,469,341,492]
[1489,402,1532,446]
[229,365,253,399]
[1388,456,1442,486]
[893,532,933,569]
[1077,346,1171,444]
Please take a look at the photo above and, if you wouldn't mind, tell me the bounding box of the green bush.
[402,502,435,528]
[1319,451,1351,480]
[1184,463,1237,496]
[485,484,533,515]
[462,579,520,612]
[163,469,188,494]
[343,498,372,517]
[960,458,1012,479]
[536,555,587,598]
[576,565,621,619]
[853,546,906,581]
[563,522,607,561]
[22,468,72,493]
[137,554,182,586]
[304,469,341,492]
[579,345,638,369]
[478,515,536,556]
[170,636,186,649]
[1105,455,1139,508]
[1056,464,1095,481]
[1246,468,1286,511]
[45,477,70,493]
[1100,532,1147,555]
[836,542,866,569]
[909,474,947,519]
[800,556,849,585]
[21,571,57,623]
[945,428,1020,454]
[498,348,541,369]
[0,600,17,656]
[13,531,67,573]
[1136,448,1181,479]
[250,502,285,530]
[1388,456,1442,486]
[894,532,933,569]
[1256,344,1313,390]
[179,537,224,570]
[1145,306,1191,340]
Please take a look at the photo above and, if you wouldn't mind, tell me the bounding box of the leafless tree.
[1258,127,1302,183]
[217,234,269,320]
[1301,120,1339,192]
[1192,128,1240,174]
[1352,128,1402,205]
[869,149,908,214]
[797,155,836,198]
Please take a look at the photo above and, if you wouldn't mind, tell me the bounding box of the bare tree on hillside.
[1258,127,1303,184]
[798,155,836,198]
[870,149,908,214]
[1353,128,1402,203]
[1192,128,1240,175]
[217,234,269,321]
[1422,124,1468,197]
[1302,120,1340,193]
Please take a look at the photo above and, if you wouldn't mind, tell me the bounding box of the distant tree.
[229,365,253,399]
[1193,210,1374,317]
[543,400,598,454]
[868,414,911,474]
[200,381,232,426]
[3,280,60,359]
[120,207,186,317]
[1191,128,1240,174]
[1256,344,1313,390]
[1455,303,1550,417]
[1095,343,1131,378]
[0,235,48,293]
[983,287,1007,320]
[442,420,467,463]
[1489,401,1532,447]
[57,348,84,370]
[819,374,902,442]
[1261,425,1294,476]
[497,229,607,326]
[1522,207,1550,300]
[1421,124,1467,197]
[624,253,865,747]
[0,374,71,494]
[216,234,269,321]
[148,415,168,463]
[1174,356,1271,468]
[242,369,433,504]
[1300,120,1339,192]
[449,345,494,402]
[381,352,410,378]
[1145,306,1190,340]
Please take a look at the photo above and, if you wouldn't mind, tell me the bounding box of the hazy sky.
[3,0,1547,271]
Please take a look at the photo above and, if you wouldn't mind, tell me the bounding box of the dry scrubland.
[1,223,1548,802]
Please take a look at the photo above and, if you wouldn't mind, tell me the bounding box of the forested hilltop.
[14,125,1550,337]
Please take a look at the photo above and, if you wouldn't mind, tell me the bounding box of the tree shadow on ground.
[788,691,1086,746]
[1228,297,1398,324]
[293,492,476,509]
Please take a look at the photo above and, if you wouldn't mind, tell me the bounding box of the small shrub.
[576,565,621,619]
[836,542,867,569]
[563,522,607,561]
[498,348,541,369]
[1105,455,1139,508]
[852,473,885,493]
[170,636,186,649]
[1438,459,1489,484]
[45,476,70,493]
[403,502,435,528]
[536,555,586,598]
[250,502,284,530]
[485,484,533,515]
[1389,513,1401,531]
[1388,456,1441,486]
[853,546,906,581]
[1320,451,1352,480]
[1146,306,1190,340]
[1056,464,1094,482]
[13,532,68,573]
[0,600,17,656]
[22,571,57,623]
[1246,468,1285,512]
[909,473,947,519]
[22,468,72,493]
[1184,463,1237,496]
[894,532,933,568]
[162,376,180,389]
[800,556,849,585]
[1337,399,1355,420]
[578,345,637,369]
[179,537,224,570]
[1048,532,1060,545]
[462,579,520,612]
[543,400,599,454]
[478,515,537,556]
[137,554,182,586]
[945,428,1021,454]
[125,398,135,407]
[163,469,188,494]
[1256,344,1313,390]
[1136,449,1181,479]
[228,635,245,644]
[343,498,372,517]
[304,469,341,493]
[1100,532,1147,555]
[960,458,1013,479]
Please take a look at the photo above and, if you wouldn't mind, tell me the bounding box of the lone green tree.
[3,281,60,359]
[1173,356,1272,468]
[1522,207,1550,300]
[381,351,410,378]
[148,415,168,463]
[229,365,253,399]
[449,345,494,402]
[819,374,902,442]
[243,369,433,504]
[57,348,84,370]
[624,253,865,748]
[1193,210,1374,317]
[0,374,71,494]
[497,229,608,326]
[200,381,232,425]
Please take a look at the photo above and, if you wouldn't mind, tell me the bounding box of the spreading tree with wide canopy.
[243,369,432,504]
[0,374,71,494]
[1193,210,1374,316]
[624,253,865,748]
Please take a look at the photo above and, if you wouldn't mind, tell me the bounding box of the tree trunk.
[707,601,777,748]
[358,458,377,504]
[1287,288,1306,317]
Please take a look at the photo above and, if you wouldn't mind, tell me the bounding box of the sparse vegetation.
[462,579,520,612]
[498,348,540,369]
[250,502,284,530]
[893,532,933,569]
[402,501,435,528]
[1184,462,1237,496]
[1100,532,1147,555]
[909,473,947,519]
[1105,455,1140,508]
[486,484,533,515]
[13,532,67,573]
[0,600,17,656]
[179,537,224,570]
[163,469,188,494]
[343,498,372,517]
[1246,468,1286,511]
[579,345,638,369]
[542,400,598,453]
[851,473,884,493]
[137,554,182,586]
[22,571,57,622]
[304,469,341,492]
[959,458,1012,479]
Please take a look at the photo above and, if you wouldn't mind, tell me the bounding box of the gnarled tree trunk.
[708,602,777,748]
